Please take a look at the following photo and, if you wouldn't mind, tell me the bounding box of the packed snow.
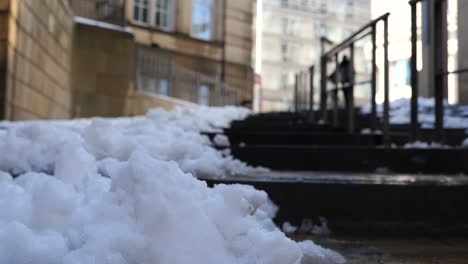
[361,97,468,128]
[0,106,345,264]
[403,141,451,149]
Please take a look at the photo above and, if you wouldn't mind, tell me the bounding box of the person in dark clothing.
[327,55,354,110]
[339,55,353,110]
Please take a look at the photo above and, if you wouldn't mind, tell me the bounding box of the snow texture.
[0,106,344,264]
[282,222,298,234]
[74,16,133,34]
[403,141,451,149]
[463,138,468,147]
[361,98,468,128]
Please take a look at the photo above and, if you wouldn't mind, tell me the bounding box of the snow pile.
[0,106,262,178]
[0,106,345,264]
[462,138,468,148]
[361,98,468,128]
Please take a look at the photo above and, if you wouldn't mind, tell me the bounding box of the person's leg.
[342,87,350,110]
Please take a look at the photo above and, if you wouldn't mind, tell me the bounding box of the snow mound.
[0,106,344,264]
[361,97,468,128]
[0,106,263,178]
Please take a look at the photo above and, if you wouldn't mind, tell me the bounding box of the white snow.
[361,97,468,128]
[74,16,133,34]
[462,138,468,148]
[298,241,346,264]
[282,222,298,234]
[213,134,231,147]
[297,218,332,236]
[403,141,451,149]
[0,106,344,264]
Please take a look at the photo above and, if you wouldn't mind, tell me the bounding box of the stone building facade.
[0,0,255,120]
[0,0,74,120]
[124,0,254,105]
[258,0,371,111]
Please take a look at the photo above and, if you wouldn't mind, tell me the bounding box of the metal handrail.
[438,68,468,76]
[319,13,390,145]
[410,0,455,143]
[324,13,390,58]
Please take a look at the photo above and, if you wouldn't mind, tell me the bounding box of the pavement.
[292,234,468,263]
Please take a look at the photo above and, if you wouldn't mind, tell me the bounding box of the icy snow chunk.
[283,222,298,234]
[214,134,230,146]
[462,138,468,148]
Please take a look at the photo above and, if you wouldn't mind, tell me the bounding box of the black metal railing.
[409,0,468,142]
[318,13,390,144]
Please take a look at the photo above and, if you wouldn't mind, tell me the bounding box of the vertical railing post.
[383,16,390,147]
[294,74,299,112]
[320,55,327,122]
[371,24,377,131]
[410,0,419,141]
[434,0,447,142]
[333,53,339,127]
[309,65,315,122]
[348,43,355,133]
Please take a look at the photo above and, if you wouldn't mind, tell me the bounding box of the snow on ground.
[361,97,468,128]
[0,106,344,264]
[403,141,451,149]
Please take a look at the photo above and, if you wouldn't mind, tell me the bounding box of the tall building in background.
[256,0,371,112]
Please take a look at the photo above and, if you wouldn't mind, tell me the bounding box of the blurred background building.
[70,0,255,111]
[0,0,255,120]
[254,0,371,112]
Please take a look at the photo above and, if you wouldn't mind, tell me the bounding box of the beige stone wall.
[3,0,74,120]
[0,0,8,118]
[224,0,254,102]
[71,20,191,118]
[71,21,134,118]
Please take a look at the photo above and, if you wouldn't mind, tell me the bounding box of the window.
[282,17,295,35]
[317,22,327,38]
[133,0,173,30]
[96,0,114,18]
[199,85,210,105]
[192,0,214,40]
[133,0,149,23]
[394,60,410,87]
[155,0,171,29]
[159,79,169,95]
[280,73,288,89]
[281,42,294,63]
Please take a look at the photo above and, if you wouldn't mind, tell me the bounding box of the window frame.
[133,0,149,24]
[191,0,215,41]
[132,0,175,31]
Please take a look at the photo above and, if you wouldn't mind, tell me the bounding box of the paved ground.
[292,234,468,263]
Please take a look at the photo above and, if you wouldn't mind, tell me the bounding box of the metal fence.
[135,45,240,106]
[409,0,468,142]
[69,0,125,25]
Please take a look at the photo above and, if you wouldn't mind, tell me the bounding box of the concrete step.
[230,145,468,174]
